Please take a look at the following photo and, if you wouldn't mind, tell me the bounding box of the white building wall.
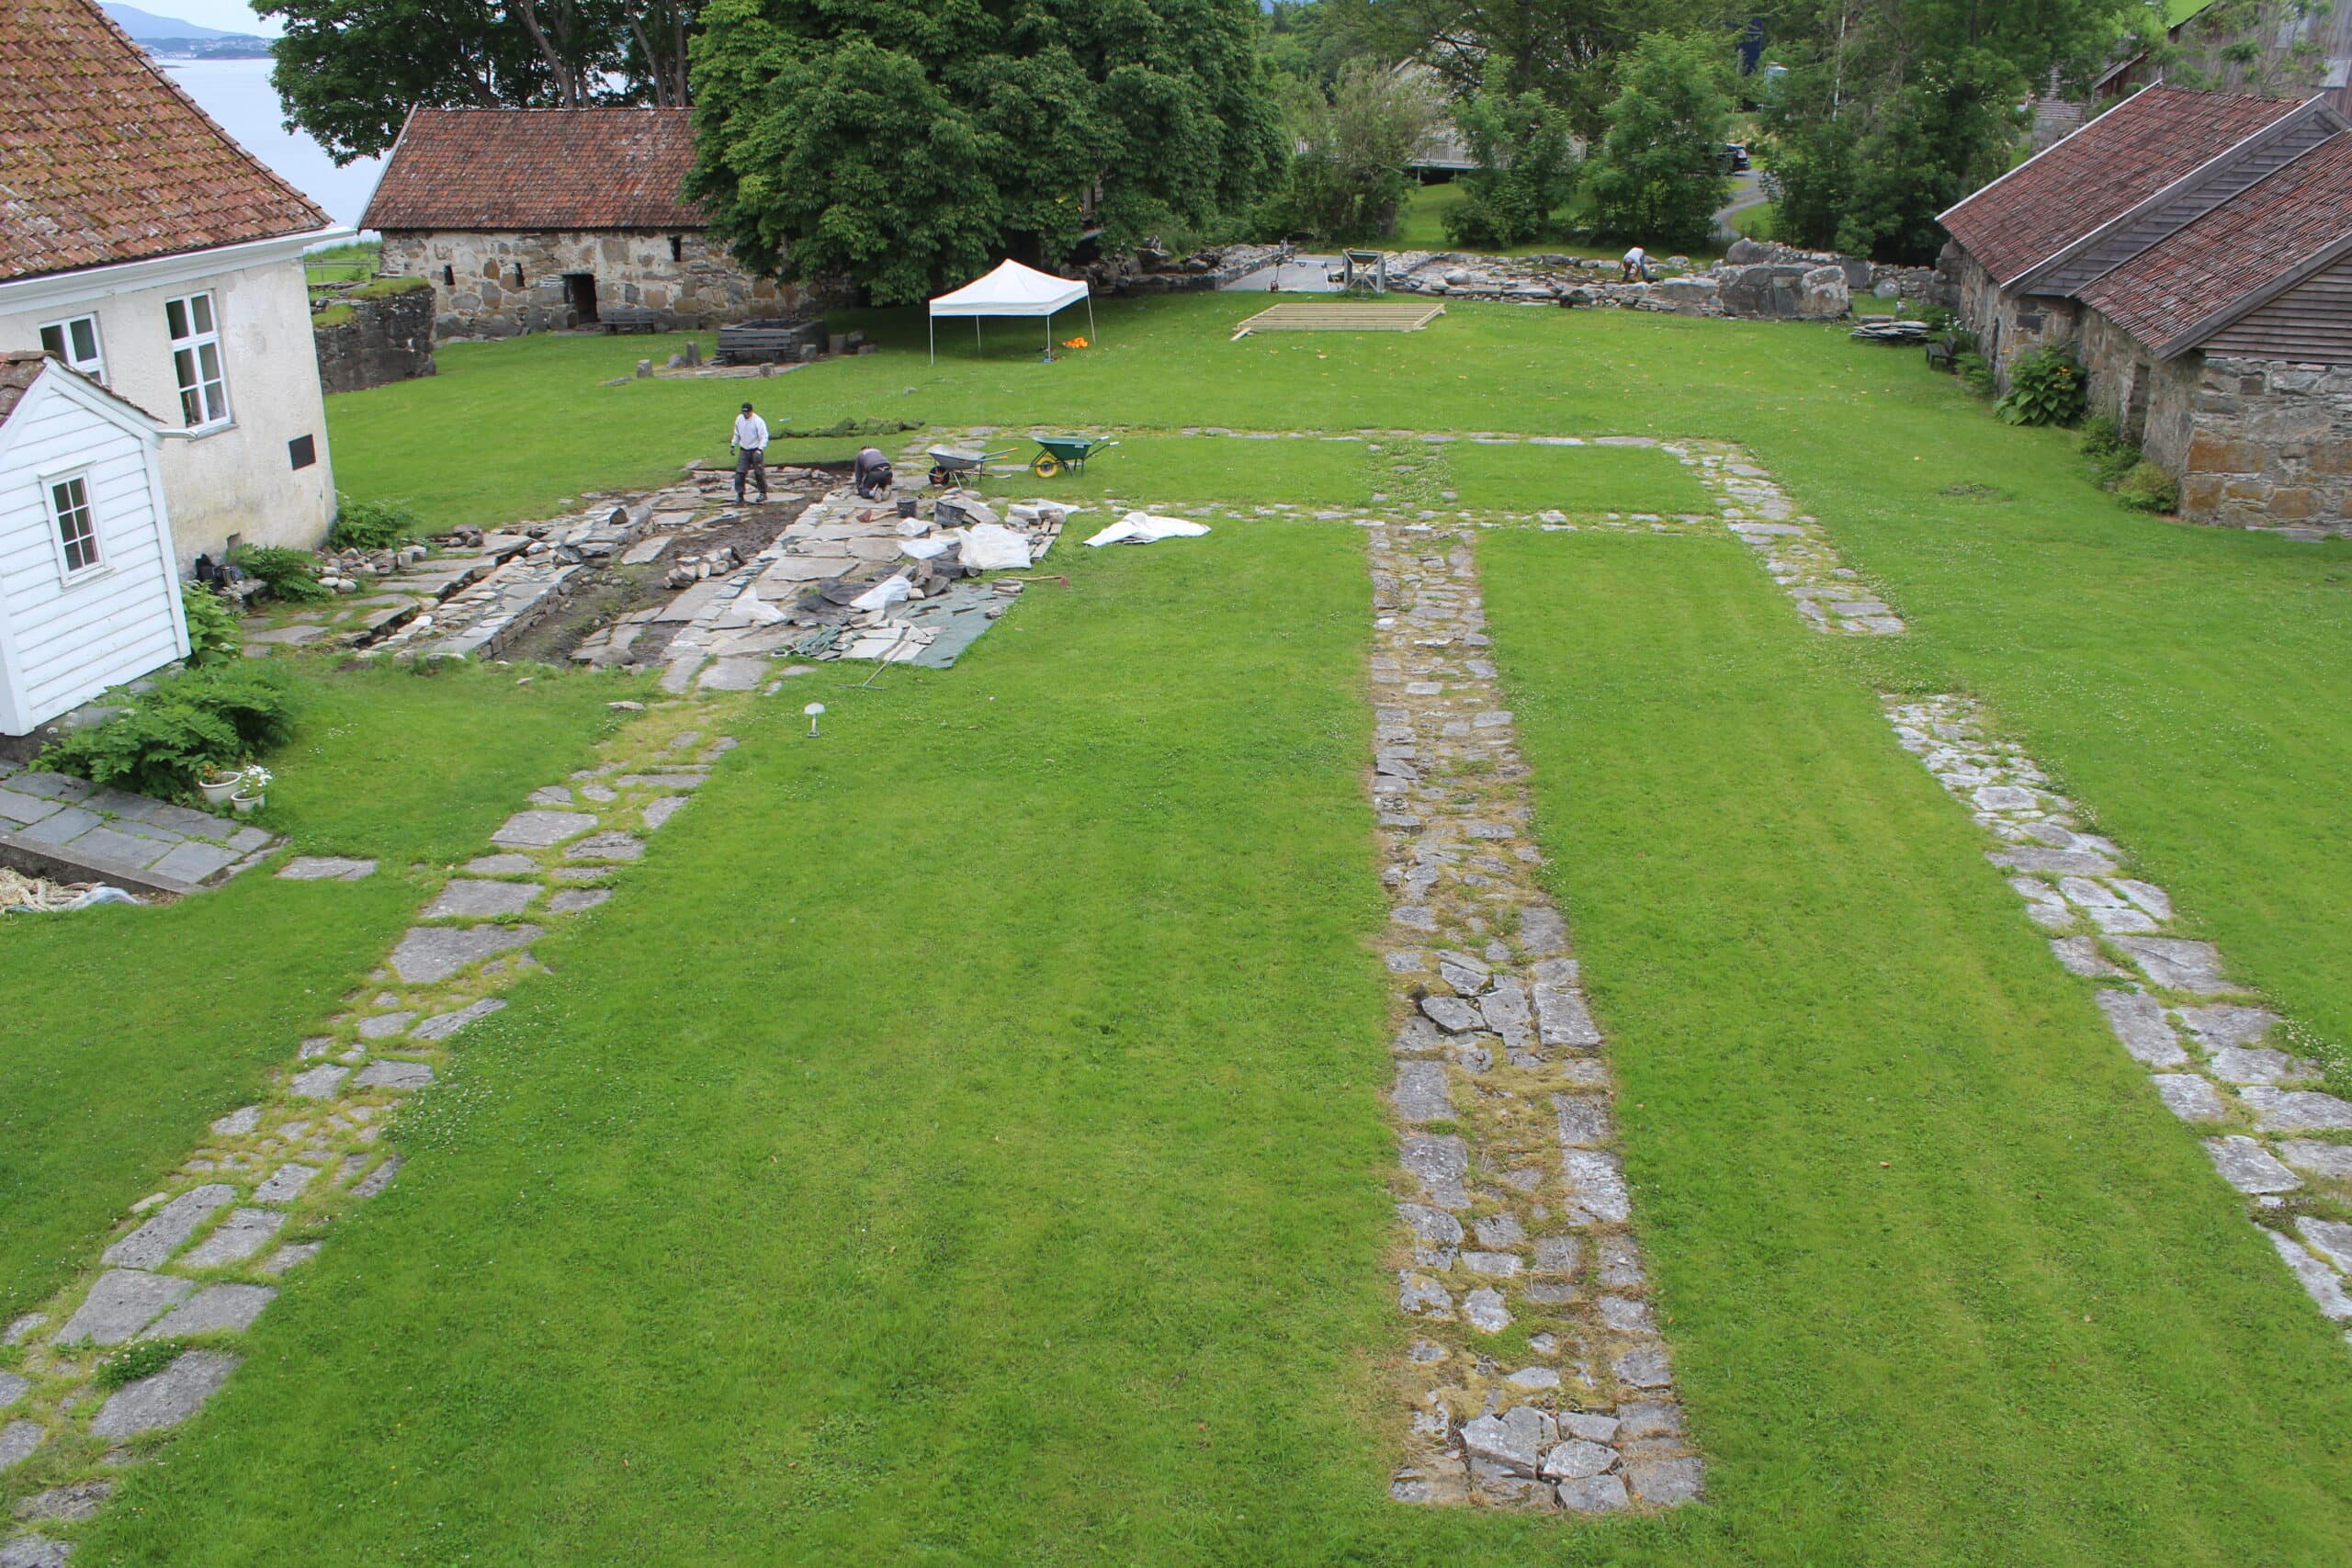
[0,236,339,567]
[0,378,187,735]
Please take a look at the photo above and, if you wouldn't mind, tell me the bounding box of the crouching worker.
[854,446,894,500]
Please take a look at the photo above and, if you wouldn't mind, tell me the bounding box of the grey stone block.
[643,795,686,831]
[0,1421,43,1473]
[18,806,101,844]
[254,1163,324,1204]
[0,788,63,827]
[2277,1140,2352,1180]
[102,1183,234,1269]
[411,998,506,1042]
[14,1479,111,1522]
[2096,990,2187,1067]
[141,1283,275,1339]
[356,1059,434,1090]
[1391,1061,1453,1122]
[2206,1134,2300,1193]
[0,1372,22,1413]
[1556,1473,1630,1512]
[564,832,643,863]
[2241,1086,2352,1132]
[547,888,610,916]
[64,825,172,868]
[357,1011,415,1040]
[2152,1075,2229,1122]
[0,1534,71,1568]
[55,1269,195,1346]
[88,1349,240,1438]
[2267,1229,2352,1321]
[1401,1135,1469,1209]
[489,810,596,849]
[288,1065,349,1100]
[1626,1455,1703,1505]
[461,853,537,876]
[387,923,539,984]
[2111,937,2231,995]
[210,1105,261,1137]
[2178,1005,2281,1051]
[277,856,377,881]
[424,879,540,919]
[257,1243,322,1277]
[179,1207,283,1267]
[149,840,240,883]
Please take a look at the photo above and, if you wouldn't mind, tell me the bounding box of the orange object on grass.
[1061,336,1089,348]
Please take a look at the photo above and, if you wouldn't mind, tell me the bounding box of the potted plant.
[198,762,243,807]
[230,764,273,816]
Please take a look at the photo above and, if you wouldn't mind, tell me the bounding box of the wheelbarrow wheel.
[1031,453,1062,479]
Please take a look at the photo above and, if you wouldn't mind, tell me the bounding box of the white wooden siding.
[0,377,185,733]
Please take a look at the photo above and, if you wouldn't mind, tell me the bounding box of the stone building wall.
[1945,250,2081,392]
[2169,355,2352,529]
[378,230,796,338]
[313,280,436,394]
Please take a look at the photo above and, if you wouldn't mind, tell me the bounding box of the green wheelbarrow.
[1028,434,1119,479]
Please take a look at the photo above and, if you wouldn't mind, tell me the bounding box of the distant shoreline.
[140,39,273,59]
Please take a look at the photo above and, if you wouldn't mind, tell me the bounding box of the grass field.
[0,664,637,1321]
[19,286,2352,1561]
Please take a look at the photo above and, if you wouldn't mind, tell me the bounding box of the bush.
[39,663,299,800]
[2115,459,2178,513]
[1259,61,1442,243]
[1994,344,2086,427]
[231,544,331,603]
[1954,350,1995,398]
[329,495,421,550]
[1584,32,1736,254]
[180,583,241,668]
[2080,415,2139,485]
[1442,66,1578,249]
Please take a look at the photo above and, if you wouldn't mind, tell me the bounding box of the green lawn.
[0,663,638,1321]
[28,290,2352,1559]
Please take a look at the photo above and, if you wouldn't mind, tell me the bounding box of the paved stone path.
[0,706,739,1562]
[1885,694,2352,1333]
[1365,523,1703,1514]
[0,769,278,894]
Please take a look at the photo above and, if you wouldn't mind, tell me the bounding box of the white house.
[0,353,189,736]
[0,0,347,568]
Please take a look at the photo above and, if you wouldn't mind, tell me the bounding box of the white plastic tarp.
[1085,512,1212,547]
[959,522,1035,570]
[927,259,1097,361]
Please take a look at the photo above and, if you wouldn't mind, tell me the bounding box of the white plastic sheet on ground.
[850,572,914,611]
[1085,512,1213,547]
[899,536,956,560]
[959,522,1035,570]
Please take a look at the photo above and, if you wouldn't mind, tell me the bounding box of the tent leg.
[929,316,935,365]
[975,319,982,357]
[1086,295,1096,344]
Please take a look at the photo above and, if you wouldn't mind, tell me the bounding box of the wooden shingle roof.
[0,0,330,283]
[361,107,707,233]
[2078,130,2352,354]
[1939,87,2303,285]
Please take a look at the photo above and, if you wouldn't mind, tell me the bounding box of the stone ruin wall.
[379,230,803,339]
[312,281,436,394]
[2169,355,2352,530]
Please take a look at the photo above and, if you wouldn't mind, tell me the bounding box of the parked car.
[1717,142,1752,174]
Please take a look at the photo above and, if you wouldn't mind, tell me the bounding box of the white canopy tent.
[928,259,1096,363]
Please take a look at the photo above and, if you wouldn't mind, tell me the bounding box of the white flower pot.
[230,791,266,816]
[198,776,240,807]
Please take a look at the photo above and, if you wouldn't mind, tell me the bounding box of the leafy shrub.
[2080,415,2140,486]
[2115,459,2178,513]
[39,663,299,800]
[329,495,421,550]
[180,583,241,668]
[1584,32,1736,254]
[231,544,331,603]
[1994,344,2087,427]
[1954,350,1996,398]
[1442,67,1579,248]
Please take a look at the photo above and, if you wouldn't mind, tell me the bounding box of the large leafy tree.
[1261,61,1444,241]
[1757,0,2137,261]
[686,0,1283,305]
[263,0,698,164]
[1442,65,1578,247]
[1584,31,1733,252]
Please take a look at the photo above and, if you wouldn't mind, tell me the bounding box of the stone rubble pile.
[1366,524,1703,1515]
[1886,695,2352,1334]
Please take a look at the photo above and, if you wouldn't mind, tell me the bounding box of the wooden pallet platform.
[1231,302,1445,337]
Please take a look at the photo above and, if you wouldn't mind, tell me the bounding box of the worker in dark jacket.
[854,446,894,500]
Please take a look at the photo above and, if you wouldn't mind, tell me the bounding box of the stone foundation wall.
[313,282,436,394]
[379,230,798,338]
[2174,355,2352,529]
[1946,251,2079,391]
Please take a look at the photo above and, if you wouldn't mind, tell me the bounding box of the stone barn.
[363,107,799,338]
[1939,86,2352,533]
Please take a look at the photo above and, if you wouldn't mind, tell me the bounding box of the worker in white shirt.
[732,401,771,503]
[1621,245,1651,283]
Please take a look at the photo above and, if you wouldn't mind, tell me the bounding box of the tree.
[1584,31,1734,253]
[1756,0,2137,261]
[262,0,698,165]
[685,0,1283,305]
[1440,62,1578,247]
[1263,61,1444,241]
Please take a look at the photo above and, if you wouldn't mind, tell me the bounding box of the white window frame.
[43,468,105,582]
[37,313,106,384]
[165,290,231,430]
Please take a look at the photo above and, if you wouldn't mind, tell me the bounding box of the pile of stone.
[313,542,432,593]
[662,544,742,589]
[1106,243,1284,294]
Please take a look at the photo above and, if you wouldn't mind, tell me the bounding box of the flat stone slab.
[2268,1229,2352,1321]
[178,1207,283,1268]
[0,1421,43,1472]
[424,879,541,919]
[356,1059,435,1090]
[2206,1134,2300,1192]
[357,1011,415,1040]
[2110,937,2231,995]
[254,1163,323,1204]
[102,1183,233,1269]
[2096,990,2187,1067]
[2278,1140,2352,1180]
[2240,1085,2352,1132]
[258,1243,322,1277]
[141,1282,276,1339]
[0,1373,23,1413]
[2152,1074,2229,1122]
[1392,1061,1453,1122]
[462,853,538,876]
[564,832,643,863]
[88,1349,240,1438]
[387,923,540,984]
[411,997,506,1042]
[489,810,597,850]
[56,1269,194,1346]
[547,888,610,915]
[277,856,377,881]
[288,1064,349,1099]
[643,795,686,831]
[698,657,766,692]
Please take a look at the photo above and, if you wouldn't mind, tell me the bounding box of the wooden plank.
[1231,302,1445,337]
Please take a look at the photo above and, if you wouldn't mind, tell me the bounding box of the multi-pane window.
[165,292,230,428]
[49,474,99,576]
[38,314,105,382]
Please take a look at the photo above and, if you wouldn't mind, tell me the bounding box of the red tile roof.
[2079,130,2352,350]
[361,108,707,232]
[1940,87,2303,285]
[0,0,330,282]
